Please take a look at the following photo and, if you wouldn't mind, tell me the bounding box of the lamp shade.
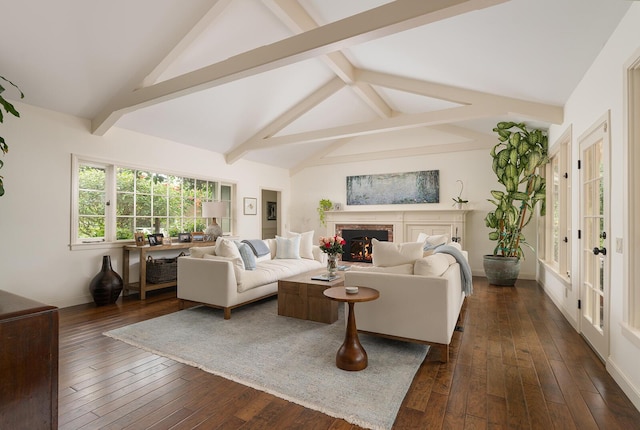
[202,201,227,219]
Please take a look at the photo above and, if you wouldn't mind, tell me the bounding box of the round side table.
[323,286,379,371]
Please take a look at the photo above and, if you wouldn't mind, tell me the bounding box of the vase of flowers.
[318,234,345,276]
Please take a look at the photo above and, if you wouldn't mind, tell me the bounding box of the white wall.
[0,103,291,308]
[289,141,538,280]
[542,3,640,410]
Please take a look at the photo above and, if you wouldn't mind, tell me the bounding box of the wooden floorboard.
[56,279,640,429]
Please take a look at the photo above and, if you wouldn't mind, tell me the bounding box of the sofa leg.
[179,299,185,310]
[439,344,449,363]
[224,308,231,320]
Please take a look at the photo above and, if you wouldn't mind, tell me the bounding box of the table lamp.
[202,201,227,241]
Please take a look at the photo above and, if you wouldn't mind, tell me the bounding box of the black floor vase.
[89,255,124,306]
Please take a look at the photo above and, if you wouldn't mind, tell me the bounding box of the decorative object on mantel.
[243,197,257,215]
[89,255,123,306]
[318,234,345,276]
[483,122,548,286]
[0,76,24,197]
[346,170,439,205]
[452,179,468,209]
[317,198,333,226]
[202,201,227,241]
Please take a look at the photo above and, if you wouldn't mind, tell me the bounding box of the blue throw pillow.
[234,241,257,270]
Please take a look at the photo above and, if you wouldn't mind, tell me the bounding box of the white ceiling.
[0,0,631,171]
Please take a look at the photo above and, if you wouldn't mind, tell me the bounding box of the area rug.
[104,298,428,430]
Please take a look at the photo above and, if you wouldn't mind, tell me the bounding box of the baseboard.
[607,356,640,412]
[538,277,578,330]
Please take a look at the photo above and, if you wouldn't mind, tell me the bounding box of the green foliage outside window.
[77,161,225,241]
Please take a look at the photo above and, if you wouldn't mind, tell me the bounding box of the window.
[544,127,572,282]
[72,156,234,246]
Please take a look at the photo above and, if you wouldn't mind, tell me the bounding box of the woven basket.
[146,252,185,284]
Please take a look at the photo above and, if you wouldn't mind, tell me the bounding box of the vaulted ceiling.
[1,0,631,172]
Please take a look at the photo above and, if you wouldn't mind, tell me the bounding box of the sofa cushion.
[287,230,314,260]
[414,254,454,277]
[237,257,322,292]
[189,245,217,258]
[372,239,424,267]
[276,235,301,259]
[350,263,414,274]
[216,238,245,270]
[234,241,257,271]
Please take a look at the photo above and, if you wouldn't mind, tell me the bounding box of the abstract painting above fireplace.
[346,170,439,205]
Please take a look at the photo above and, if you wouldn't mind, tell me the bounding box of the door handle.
[593,247,607,256]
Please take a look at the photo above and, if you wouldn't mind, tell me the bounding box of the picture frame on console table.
[191,232,205,242]
[244,197,257,215]
[134,232,145,247]
[178,233,191,243]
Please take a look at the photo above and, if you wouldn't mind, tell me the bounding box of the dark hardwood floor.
[58,277,640,429]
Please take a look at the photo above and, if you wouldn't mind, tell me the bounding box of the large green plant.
[485,122,548,258]
[0,75,24,197]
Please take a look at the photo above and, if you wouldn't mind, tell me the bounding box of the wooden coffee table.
[277,269,343,323]
[323,286,380,371]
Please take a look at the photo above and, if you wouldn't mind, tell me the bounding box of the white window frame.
[543,127,572,285]
[70,155,235,250]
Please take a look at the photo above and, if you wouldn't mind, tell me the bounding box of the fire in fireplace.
[341,229,389,263]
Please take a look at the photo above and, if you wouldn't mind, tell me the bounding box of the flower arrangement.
[318,235,345,255]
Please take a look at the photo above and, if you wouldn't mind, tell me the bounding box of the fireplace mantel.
[325,209,469,245]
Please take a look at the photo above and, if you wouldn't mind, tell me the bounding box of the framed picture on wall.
[267,201,277,220]
[244,197,257,215]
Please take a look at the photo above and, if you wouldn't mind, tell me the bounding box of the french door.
[579,114,610,361]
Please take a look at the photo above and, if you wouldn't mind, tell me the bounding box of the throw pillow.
[275,235,301,259]
[371,239,424,267]
[234,241,257,271]
[287,230,314,260]
[216,238,245,270]
[417,233,450,247]
[414,254,453,277]
[189,245,216,258]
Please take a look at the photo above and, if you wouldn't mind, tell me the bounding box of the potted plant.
[483,122,548,286]
[317,198,333,226]
[0,75,24,197]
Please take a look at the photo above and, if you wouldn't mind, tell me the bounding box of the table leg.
[336,302,367,371]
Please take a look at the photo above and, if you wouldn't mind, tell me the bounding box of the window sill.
[621,322,640,350]
[70,241,132,251]
[539,259,572,288]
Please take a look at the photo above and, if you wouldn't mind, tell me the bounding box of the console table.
[123,242,215,299]
[0,290,58,429]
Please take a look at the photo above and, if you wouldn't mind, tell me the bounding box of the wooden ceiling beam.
[264,0,393,119]
[255,103,504,148]
[91,0,508,135]
[225,77,344,164]
[356,69,564,124]
[141,0,233,87]
[302,139,495,168]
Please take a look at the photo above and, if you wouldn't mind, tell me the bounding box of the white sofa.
[343,237,469,362]
[177,235,325,319]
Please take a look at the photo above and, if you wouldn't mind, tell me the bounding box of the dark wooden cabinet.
[0,290,58,429]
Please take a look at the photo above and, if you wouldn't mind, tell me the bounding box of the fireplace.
[340,229,389,263]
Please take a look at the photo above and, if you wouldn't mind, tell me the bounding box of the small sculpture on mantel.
[452,180,468,209]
